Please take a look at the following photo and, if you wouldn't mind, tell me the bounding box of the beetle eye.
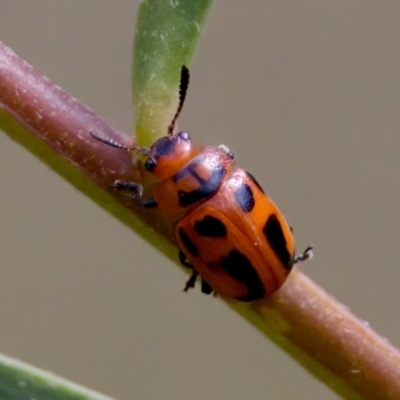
[145,157,157,171]
[178,131,191,141]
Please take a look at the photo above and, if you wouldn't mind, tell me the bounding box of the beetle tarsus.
[293,245,314,264]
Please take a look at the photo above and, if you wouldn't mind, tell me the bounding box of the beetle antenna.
[90,131,134,150]
[167,65,190,136]
[90,130,150,155]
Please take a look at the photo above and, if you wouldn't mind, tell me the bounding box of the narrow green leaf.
[132,0,214,146]
[0,354,114,400]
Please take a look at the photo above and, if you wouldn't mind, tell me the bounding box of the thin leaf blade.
[132,0,213,146]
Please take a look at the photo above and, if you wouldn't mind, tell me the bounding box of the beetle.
[93,66,312,301]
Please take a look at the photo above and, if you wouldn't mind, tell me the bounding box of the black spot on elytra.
[234,182,255,212]
[246,171,265,194]
[177,164,226,207]
[220,249,266,301]
[178,227,199,257]
[263,214,292,272]
[194,216,227,238]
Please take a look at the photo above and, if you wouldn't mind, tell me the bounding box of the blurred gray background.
[0,1,399,399]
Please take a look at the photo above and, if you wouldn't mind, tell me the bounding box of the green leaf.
[132,0,214,146]
[0,354,114,400]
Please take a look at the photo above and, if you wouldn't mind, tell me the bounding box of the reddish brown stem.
[244,270,400,399]
[0,40,399,399]
[0,40,174,241]
[0,43,134,185]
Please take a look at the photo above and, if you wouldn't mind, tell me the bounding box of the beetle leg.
[179,251,214,295]
[201,279,213,295]
[184,270,198,292]
[111,180,157,208]
[180,250,199,292]
[293,245,314,264]
[179,250,201,292]
[179,250,193,269]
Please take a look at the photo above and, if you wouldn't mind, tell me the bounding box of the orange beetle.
[94,66,312,301]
